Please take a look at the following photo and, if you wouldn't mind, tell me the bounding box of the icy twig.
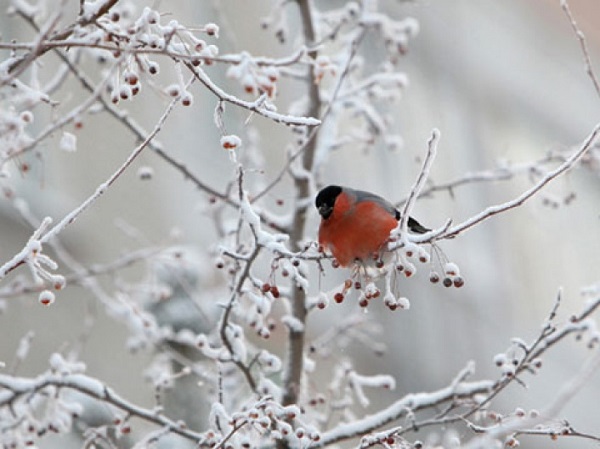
[560,0,600,100]
[0,62,117,168]
[0,372,203,443]
[185,62,320,127]
[464,347,600,448]
[440,123,600,239]
[314,379,493,447]
[0,88,183,282]
[399,128,440,235]
[41,91,184,243]
[252,23,368,203]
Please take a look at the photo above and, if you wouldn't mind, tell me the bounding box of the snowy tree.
[1,1,600,448]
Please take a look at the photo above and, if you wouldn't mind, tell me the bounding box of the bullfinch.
[315,185,429,267]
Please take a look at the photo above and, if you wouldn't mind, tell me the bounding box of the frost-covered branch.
[0,370,204,443]
[314,378,493,447]
[561,0,600,99]
[435,122,600,240]
[2,1,600,448]
[399,128,440,235]
[0,90,181,290]
[185,61,320,127]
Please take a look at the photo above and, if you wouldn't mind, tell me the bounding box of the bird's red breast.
[318,191,398,266]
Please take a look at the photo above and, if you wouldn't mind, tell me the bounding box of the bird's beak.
[318,204,333,219]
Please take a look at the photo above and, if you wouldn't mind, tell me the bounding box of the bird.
[315,185,429,267]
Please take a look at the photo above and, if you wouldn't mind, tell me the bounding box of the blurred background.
[1,1,599,447]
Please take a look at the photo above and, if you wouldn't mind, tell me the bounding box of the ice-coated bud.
[39,290,55,305]
[205,23,219,37]
[493,353,507,366]
[220,135,242,150]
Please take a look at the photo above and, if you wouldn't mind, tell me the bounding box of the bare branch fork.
[0,91,183,279]
[412,122,600,243]
[317,294,600,448]
[0,372,204,443]
[7,2,318,236]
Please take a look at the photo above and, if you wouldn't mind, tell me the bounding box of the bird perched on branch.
[315,185,429,267]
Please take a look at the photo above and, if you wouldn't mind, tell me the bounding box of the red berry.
[126,73,138,85]
[270,286,280,298]
[443,278,453,288]
[429,272,440,283]
[453,277,465,288]
[334,292,344,303]
[261,283,270,293]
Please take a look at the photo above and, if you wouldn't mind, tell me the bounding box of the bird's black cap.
[315,185,342,219]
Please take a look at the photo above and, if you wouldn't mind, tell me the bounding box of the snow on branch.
[0,90,182,297]
[435,122,600,240]
[561,0,600,100]
[0,370,204,444]
[399,128,440,236]
[315,378,493,447]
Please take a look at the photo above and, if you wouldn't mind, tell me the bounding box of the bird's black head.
[315,185,342,220]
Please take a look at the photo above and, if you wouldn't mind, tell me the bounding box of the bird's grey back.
[347,187,399,219]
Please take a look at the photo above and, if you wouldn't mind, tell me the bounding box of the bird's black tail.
[407,216,430,234]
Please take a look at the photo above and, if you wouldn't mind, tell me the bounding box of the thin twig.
[185,61,320,127]
[0,373,204,443]
[435,123,600,240]
[560,0,600,99]
[5,0,119,77]
[252,25,368,203]
[41,91,184,243]
[399,129,440,234]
